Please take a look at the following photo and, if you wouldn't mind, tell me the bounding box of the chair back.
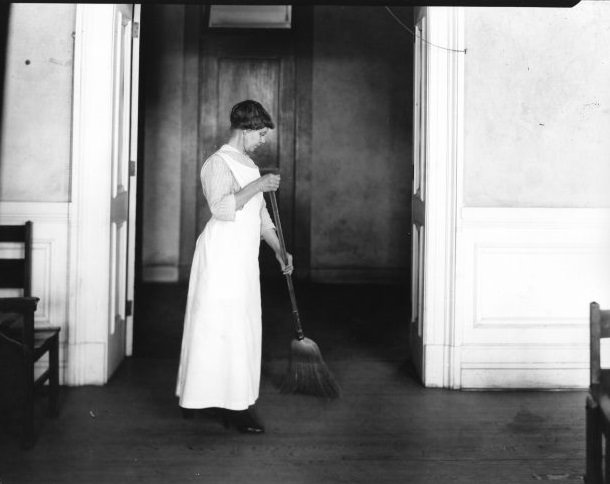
[0,222,32,297]
[590,302,610,388]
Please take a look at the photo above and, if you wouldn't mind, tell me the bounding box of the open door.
[125,5,141,357]
[410,11,428,381]
[108,4,140,374]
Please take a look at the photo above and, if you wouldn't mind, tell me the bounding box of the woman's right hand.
[258,174,281,192]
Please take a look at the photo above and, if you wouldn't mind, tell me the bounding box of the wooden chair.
[0,221,60,448]
[586,302,610,483]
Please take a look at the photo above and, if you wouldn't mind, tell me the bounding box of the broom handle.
[268,191,305,341]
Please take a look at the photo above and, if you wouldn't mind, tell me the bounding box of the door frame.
[67,4,462,386]
[413,6,464,388]
[68,4,138,385]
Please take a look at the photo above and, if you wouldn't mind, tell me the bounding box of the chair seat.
[1,325,60,361]
[33,327,60,361]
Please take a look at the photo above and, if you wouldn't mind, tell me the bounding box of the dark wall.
[310,6,413,283]
[139,6,414,283]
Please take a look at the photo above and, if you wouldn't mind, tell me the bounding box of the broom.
[267,191,341,399]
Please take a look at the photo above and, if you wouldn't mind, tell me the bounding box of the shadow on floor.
[134,280,412,362]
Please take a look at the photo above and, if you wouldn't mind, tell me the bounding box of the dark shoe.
[225,407,265,434]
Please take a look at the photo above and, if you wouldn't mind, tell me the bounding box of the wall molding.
[142,264,180,283]
[310,267,408,284]
[418,6,465,388]
[68,5,118,386]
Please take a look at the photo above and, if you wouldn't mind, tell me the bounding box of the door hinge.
[132,22,140,39]
[129,160,136,176]
[126,300,133,317]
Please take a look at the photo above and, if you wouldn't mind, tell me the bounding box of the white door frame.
[416,7,465,388]
[67,4,137,385]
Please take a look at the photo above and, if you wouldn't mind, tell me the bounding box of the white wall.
[0,4,75,202]
[453,1,610,389]
[0,5,76,384]
[463,3,610,208]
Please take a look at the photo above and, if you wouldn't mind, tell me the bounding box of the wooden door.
[108,4,137,375]
[198,23,295,276]
[410,14,428,381]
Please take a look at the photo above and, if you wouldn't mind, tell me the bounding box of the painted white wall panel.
[454,207,610,388]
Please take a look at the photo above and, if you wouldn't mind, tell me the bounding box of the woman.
[176,100,293,434]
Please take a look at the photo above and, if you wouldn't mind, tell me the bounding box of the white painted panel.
[475,246,609,327]
[454,207,610,388]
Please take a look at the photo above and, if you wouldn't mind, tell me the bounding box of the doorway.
[197,20,297,277]
[133,6,415,376]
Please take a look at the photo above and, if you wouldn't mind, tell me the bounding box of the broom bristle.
[280,337,341,398]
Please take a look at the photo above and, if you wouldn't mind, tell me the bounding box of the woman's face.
[243,128,269,153]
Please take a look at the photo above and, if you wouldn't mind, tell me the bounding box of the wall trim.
[0,201,69,221]
[310,268,408,285]
[420,6,465,388]
[68,5,117,386]
[142,264,180,283]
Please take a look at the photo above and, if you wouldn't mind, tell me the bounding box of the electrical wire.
[384,6,467,54]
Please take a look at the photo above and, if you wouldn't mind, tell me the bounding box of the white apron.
[176,149,263,410]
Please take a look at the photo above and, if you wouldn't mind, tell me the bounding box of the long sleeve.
[260,198,276,235]
[201,155,237,221]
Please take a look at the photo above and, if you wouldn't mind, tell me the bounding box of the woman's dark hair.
[230,100,275,130]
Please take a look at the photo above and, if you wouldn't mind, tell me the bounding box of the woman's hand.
[258,174,281,192]
[276,251,293,275]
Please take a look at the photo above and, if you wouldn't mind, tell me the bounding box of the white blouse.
[200,145,276,235]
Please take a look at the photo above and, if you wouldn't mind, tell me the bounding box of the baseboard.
[142,264,180,283]
[309,268,408,284]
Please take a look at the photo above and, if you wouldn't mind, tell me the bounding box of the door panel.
[410,14,428,381]
[217,58,280,173]
[125,4,141,357]
[108,4,135,376]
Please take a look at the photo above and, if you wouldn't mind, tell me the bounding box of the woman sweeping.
[176,100,293,434]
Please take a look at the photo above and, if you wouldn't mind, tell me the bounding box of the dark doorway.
[133,6,413,371]
[197,21,297,277]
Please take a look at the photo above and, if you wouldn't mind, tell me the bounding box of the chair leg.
[21,355,35,449]
[48,334,59,418]
[605,434,610,484]
[586,396,603,484]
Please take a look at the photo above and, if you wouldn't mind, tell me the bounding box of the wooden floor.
[0,282,587,483]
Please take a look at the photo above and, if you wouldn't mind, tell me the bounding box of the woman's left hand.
[276,252,294,275]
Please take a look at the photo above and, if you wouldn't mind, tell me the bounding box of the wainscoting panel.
[0,202,70,383]
[455,208,610,388]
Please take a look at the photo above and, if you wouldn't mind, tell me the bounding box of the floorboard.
[0,282,587,483]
